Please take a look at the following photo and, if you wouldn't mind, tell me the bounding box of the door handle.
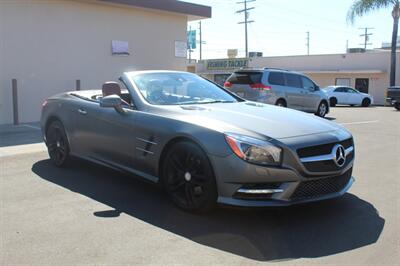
[78,108,87,115]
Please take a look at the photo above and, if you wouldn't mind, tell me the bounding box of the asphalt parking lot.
[1,107,399,265]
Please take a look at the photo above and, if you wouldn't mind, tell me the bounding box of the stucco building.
[0,0,211,124]
[195,50,397,105]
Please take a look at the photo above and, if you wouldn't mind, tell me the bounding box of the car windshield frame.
[129,72,242,106]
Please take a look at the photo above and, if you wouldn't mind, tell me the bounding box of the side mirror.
[100,95,125,113]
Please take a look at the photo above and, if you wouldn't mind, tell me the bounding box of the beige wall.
[0,0,188,124]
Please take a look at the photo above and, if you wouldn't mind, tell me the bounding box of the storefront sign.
[175,41,187,58]
[112,40,129,55]
[206,58,248,70]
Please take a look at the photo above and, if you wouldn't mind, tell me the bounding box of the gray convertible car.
[41,70,355,212]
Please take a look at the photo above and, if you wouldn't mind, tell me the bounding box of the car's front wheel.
[162,141,218,212]
[362,98,371,107]
[394,102,400,111]
[329,97,337,107]
[46,120,70,167]
[316,101,328,117]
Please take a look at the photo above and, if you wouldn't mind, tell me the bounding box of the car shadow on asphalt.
[32,159,385,262]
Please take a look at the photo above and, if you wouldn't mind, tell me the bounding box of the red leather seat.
[102,81,130,106]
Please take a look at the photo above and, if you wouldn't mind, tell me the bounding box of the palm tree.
[348,0,400,86]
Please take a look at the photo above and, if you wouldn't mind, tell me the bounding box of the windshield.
[131,72,239,105]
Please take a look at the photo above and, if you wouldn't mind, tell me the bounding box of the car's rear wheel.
[46,120,70,167]
[394,102,400,111]
[275,99,287,107]
[362,98,371,107]
[329,97,337,107]
[162,141,217,212]
[316,101,328,117]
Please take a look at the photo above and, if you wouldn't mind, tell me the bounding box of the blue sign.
[187,30,196,49]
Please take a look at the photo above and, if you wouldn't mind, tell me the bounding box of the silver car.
[224,68,330,117]
[41,70,354,212]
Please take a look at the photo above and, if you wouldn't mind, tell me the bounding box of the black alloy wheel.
[46,120,70,167]
[162,141,217,212]
[362,98,371,107]
[316,101,328,117]
[275,99,287,107]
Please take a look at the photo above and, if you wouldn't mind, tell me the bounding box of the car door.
[300,75,321,111]
[346,87,362,105]
[333,87,349,104]
[73,98,104,157]
[92,106,137,168]
[284,73,304,109]
[75,93,137,169]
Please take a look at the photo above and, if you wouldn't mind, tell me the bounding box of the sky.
[184,0,393,59]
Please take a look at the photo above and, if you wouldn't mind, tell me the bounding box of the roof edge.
[97,0,211,19]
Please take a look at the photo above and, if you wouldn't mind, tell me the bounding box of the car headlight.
[224,133,282,166]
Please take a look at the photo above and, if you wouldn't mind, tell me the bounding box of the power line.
[236,0,255,58]
[359,27,374,49]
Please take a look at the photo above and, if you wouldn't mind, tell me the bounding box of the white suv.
[224,68,330,117]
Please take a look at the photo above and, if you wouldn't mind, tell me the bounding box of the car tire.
[275,99,287,107]
[316,101,328,117]
[362,98,371,107]
[329,97,337,107]
[46,120,71,167]
[394,102,400,111]
[162,141,218,212]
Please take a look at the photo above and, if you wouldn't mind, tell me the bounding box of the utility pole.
[236,0,255,58]
[346,40,349,52]
[359,27,374,50]
[306,31,310,55]
[199,21,202,60]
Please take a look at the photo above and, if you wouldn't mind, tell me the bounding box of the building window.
[355,78,369,93]
[335,78,351,87]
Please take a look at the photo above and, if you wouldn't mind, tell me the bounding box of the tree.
[348,0,400,86]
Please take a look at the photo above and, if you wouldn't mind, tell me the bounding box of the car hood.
[158,102,342,139]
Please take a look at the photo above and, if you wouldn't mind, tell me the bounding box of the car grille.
[290,168,352,201]
[297,138,353,158]
[297,138,354,173]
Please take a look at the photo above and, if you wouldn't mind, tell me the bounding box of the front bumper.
[218,175,354,207]
[386,97,399,105]
[209,137,355,207]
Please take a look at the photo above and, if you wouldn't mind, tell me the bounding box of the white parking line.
[22,124,41,130]
[340,120,379,125]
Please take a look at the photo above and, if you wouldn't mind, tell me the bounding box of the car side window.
[284,73,302,88]
[268,72,285,86]
[300,76,315,90]
[346,88,357,93]
[334,87,345,92]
